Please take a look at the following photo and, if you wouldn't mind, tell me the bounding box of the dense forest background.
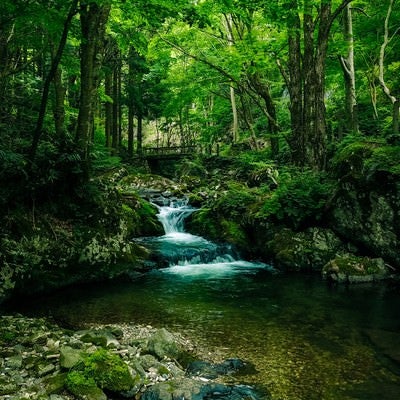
[1,0,400,299]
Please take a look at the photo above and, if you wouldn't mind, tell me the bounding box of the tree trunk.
[128,105,134,156]
[29,0,78,163]
[104,71,112,148]
[339,3,358,133]
[52,59,66,141]
[137,113,143,155]
[287,3,304,166]
[112,64,119,149]
[76,1,110,174]
[378,0,398,135]
[285,0,352,170]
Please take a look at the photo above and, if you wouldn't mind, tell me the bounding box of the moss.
[65,371,104,400]
[66,348,139,396]
[220,219,248,248]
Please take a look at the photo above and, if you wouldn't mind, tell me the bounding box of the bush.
[256,169,335,229]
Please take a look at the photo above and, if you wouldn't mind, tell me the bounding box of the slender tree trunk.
[378,0,399,135]
[224,13,239,143]
[128,105,134,156]
[339,3,358,133]
[247,71,279,157]
[112,65,119,149]
[230,86,239,143]
[137,113,143,155]
[104,71,112,148]
[29,0,78,163]
[52,56,66,140]
[76,1,110,174]
[287,3,304,166]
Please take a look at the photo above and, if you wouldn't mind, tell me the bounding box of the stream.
[5,199,400,399]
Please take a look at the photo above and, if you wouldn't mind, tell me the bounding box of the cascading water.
[147,197,270,277]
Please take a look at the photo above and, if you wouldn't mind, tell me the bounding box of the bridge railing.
[142,145,197,156]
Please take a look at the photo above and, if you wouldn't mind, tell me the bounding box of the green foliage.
[66,348,137,397]
[332,135,400,178]
[256,169,335,229]
[212,182,255,218]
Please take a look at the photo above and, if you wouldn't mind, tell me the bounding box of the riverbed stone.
[60,346,85,369]
[0,315,259,400]
[141,379,263,400]
[147,328,183,360]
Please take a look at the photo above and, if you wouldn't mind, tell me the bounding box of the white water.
[152,198,272,277]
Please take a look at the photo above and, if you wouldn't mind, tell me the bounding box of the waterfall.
[142,197,270,276]
[152,198,196,235]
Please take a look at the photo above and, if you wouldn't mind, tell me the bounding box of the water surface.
[5,200,400,399]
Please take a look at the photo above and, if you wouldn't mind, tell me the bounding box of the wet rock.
[322,254,390,283]
[60,346,85,369]
[187,358,246,380]
[141,379,263,400]
[78,329,120,348]
[0,315,258,400]
[147,328,183,360]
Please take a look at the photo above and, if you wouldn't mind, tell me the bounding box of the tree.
[378,0,400,136]
[339,3,358,133]
[281,0,353,169]
[76,0,111,174]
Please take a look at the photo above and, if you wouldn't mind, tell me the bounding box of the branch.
[330,0,354,27]
[378,0,397,104]
[157,35,278,126]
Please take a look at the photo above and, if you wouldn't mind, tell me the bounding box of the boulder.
[322,254,390,283]
[330,178,400,269]
[60,346,85,369]
[268,228,347,272]
[141,378,263,400]
[146,328,183,360]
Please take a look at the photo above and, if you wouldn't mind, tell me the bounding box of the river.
[5,199,400,399]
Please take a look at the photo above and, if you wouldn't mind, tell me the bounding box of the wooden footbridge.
[142,145,197,160]
[142,144,219,160]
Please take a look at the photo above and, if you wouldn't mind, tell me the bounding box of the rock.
[141,379,263,400]
[187,358,250,380]
[6,354,23,369]
[330,177,400,269]
[322,254,390,283]
[78,329,120,348]
[140,377,203,400]
[36,361,56,377]
[60,346,85,369]
[43,372,68,394]
[147,328,183,360]
[268,227,347,272]
[0,377,18,395]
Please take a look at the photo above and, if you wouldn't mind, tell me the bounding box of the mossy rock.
[322,254,390,283]
[66,348,141,398]
[268,228,346,272]
[66,371,106,400]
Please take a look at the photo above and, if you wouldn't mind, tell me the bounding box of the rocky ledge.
[0,315,263,400]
